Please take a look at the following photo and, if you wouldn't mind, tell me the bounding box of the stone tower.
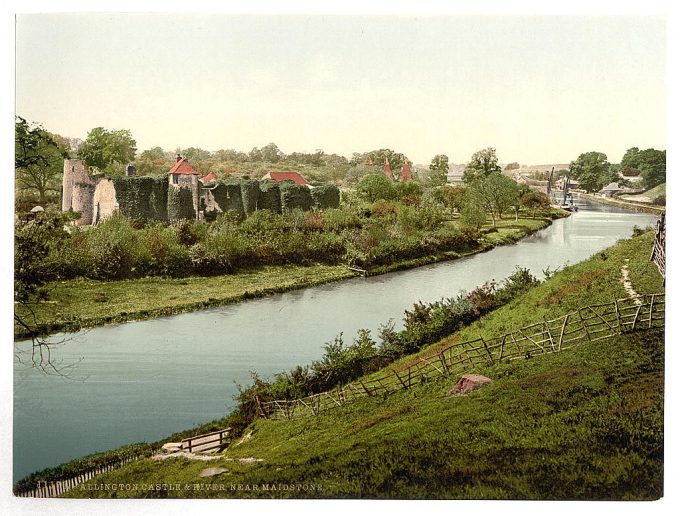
[62,159,98,225]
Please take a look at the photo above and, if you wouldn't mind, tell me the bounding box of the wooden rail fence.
[260,293,665,420]
[181,428,231,453]
[15,428,232,498]
[14,455,140,498]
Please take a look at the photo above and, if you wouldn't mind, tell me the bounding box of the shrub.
[144,223,191,276]
[322,208,363,232]
[371,200,398,218]
[652,195,665,206]
[241,209,286,234]
[83,215,150,279]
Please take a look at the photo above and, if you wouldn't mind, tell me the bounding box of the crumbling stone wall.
[92,179,117,224]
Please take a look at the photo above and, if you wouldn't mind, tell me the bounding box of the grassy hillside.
[61,230,664,500]
[620,183,666,203]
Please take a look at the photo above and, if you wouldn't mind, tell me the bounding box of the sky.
[15,13,666,165]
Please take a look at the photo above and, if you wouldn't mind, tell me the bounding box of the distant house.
[168,154,201,184]
[399,158,413,182]
[262,171,308,185]
[600,182,624,198]
[200,172,218,183]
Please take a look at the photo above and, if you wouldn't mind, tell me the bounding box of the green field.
[57,231,663,500]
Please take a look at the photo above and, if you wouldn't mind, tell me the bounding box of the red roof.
[263,171,307,185]
[399,159,412,182]
[168,158,200,175]
[383,157,393,180]
[200,172,218,183]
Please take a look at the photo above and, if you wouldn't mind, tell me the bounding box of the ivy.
[167,186,196,221]
[111,176,168,221]
[280,181,313,212]
[258,180,282,213]
[311,184,340,210]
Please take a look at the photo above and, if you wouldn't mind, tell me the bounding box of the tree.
[621,147,666,189]
[15,116,69,205]
[181,147,212,162]
[520,190,551,219]
[356,174,395,203]
[462,147,502,183]
[14,210,78,376]
[77,127,137,170]
[440,185,466,213]
[504,162,520,171]
[428,154,449,187]
[464,172,519,228]
[569,151,613,193]
[260,142,284,163]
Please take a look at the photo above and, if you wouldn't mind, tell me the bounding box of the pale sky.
[16,13,666,165]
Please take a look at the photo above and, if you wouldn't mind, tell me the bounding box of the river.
[13,199,657,481]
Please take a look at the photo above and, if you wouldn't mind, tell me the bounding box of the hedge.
[311,184,341,210]
[258,180,282,213]
[279,182,313,212]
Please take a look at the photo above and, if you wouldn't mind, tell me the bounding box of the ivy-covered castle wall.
[63,159,342,225]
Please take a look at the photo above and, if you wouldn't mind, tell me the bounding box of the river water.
[13,200,657,481]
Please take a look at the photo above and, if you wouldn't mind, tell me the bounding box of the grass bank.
[57,230,663,500]
[15,215,556,339]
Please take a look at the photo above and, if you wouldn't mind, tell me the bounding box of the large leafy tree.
[356,173,395,202]
[569,151,614,193]
[464,172,519,228]
[77,127,137,170]
[429,154,449,187]
[15,116,69,205]
[620,147,666,189]
[462,147,502,183]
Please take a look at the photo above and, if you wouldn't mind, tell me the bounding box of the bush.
[371,200,398,218]
[652,195,665,206]
[83,215,150,279]
[321,208,363,232]
[144,223,191,276]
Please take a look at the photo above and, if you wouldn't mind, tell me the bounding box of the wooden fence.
[651,213,665,283]
[181,428,231,453]
[15,428,232,498]
[14,455,140,498]
[260,293,665,420]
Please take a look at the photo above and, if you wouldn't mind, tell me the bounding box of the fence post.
[649,294,656,328]
[479,335,494,364]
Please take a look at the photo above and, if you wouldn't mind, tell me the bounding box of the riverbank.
[15,215,557,339]
[56,230,664,500]
[579,192,665,215]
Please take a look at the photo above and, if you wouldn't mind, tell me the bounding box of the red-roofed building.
[168,154,201,177]
[200,172,218,183]
[399,158,413,182]
[383,157,394,180]
[262,171,308,185]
